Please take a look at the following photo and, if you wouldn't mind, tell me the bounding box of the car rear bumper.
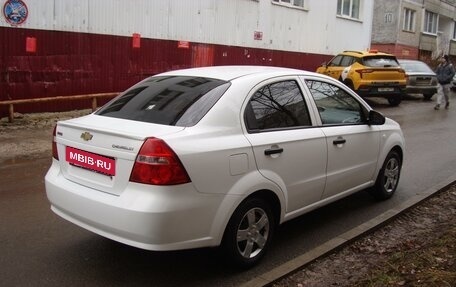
[355,85,405,97]
[45,160,233,251]
[405,86,437,95]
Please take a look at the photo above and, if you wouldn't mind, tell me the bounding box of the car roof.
[341,50,395,57]
[397,59,434,73]
[398,59,423,63]
[156,65,310,81]
[397,59,432,67]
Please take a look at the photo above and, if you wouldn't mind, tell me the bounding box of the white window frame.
[272,0,306,10]
[423,10,438,34]
[337,0,361,20]
[403,8,415,32]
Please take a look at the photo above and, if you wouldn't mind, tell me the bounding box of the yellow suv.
[316,50,406,106]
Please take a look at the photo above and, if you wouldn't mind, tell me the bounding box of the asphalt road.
[1,92,455,286]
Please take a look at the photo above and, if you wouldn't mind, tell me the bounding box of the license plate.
[378,87,394,92]
[66,146,116,176]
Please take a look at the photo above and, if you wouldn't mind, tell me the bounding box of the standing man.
[434,55,455,110]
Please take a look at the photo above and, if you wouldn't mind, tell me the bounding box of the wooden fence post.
[92,97,97,111]
[8,104,14,123]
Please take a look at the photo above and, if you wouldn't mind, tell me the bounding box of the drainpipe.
[418,0,425,60]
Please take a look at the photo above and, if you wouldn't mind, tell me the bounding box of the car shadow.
[41,189,384,287]
[364,93,431,109]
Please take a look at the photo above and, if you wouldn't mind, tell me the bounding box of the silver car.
[398,59,438,100]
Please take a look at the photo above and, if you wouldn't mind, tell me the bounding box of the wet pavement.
[1,93,456,286]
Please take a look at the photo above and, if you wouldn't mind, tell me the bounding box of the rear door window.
[245,80,311,132]
[96,76,230,126]
[340,56,354,67]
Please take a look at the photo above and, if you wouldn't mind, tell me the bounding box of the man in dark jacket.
[434,55,456,110]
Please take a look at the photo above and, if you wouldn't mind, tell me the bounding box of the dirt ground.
[0,110,91,164]
[273,186,456,286]
[1,110,455,286]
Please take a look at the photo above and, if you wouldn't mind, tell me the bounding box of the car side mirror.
[368,110,385,125]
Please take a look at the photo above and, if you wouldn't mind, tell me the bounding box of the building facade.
[371,0,456,62]
[1,0,375,114]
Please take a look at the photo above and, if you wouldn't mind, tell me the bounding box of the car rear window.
[399,62,434,73]
[96,76,230,126]
[362,56,400,68]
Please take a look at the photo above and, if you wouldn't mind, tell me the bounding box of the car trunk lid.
[357,56,406,82]
[54,114,184,196]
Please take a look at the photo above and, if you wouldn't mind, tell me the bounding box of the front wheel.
[423,93,434,101]
[370,150,402,200]
[221,197,275,269]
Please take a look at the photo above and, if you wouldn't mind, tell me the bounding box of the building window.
[424,10,438,34]
[403,8,415,32]
[272,0,305,9]
[453,21,456,39]
[337,0,360,20]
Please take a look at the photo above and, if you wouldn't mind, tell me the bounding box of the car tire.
[370,150,402,201]
[423,93,434,101]
[221,197,275,269]
[344,80,355,91]
[387,95,402,106]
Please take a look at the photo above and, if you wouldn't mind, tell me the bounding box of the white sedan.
[45,66,405,268]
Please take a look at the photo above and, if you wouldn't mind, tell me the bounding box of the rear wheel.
[222,197,275,269]
[370,150,402,200]
[344,80,355,92]
[387,95,402,106]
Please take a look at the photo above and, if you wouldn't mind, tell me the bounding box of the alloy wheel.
[383,157,399,193]
[236,207,270,259]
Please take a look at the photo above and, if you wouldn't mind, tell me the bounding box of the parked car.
[398,59,438,100]
[45,66,405,268]
[452,74,456,91]
[316,50,407,106]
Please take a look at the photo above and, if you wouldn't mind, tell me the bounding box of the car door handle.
[264,148,284,155]
[333,138,346,145]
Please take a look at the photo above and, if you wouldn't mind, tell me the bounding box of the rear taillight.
[129,138,190,185]
[355,69,374,78]
[52,125,59,160]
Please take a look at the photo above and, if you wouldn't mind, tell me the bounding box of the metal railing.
[0,92,119,123]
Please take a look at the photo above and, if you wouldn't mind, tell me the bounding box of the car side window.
[340,56,354,67]
[328,55,343,67]
[245,80,311,131]
[305,80,366,125]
